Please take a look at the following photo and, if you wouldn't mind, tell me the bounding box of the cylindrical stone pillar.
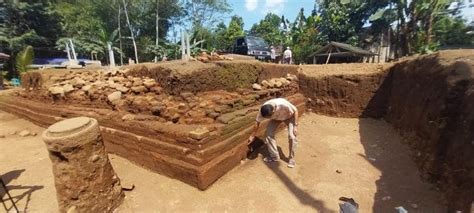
[42,117,124,213]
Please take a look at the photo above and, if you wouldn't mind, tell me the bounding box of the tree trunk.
[395,0,410,57]
[108,42,116,67]
[426,0,438,45]
[118,4,124,65]
[155,0,159,63]
[407,5,418,54]
[0,75,4,90]
[426,14,434,45]
[122,0,139,64]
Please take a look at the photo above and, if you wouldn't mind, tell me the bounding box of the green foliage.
[185,0,231,51]
[186,0,231,28]
[249,13,284,46]
[53,0,182,61]
[433,14,473,47]
[225,16,245,48]
[317,2,360,46]
[0,1,61,53]
[291,15,322,64]
[212,22,228,50]
[0,0,471,66]
[15,46,34,74]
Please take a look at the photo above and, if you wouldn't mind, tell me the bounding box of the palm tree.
[92,27,122,66]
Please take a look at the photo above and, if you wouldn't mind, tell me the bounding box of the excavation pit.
[1,50,472,211]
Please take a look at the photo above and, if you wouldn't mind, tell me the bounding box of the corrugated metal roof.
[0,53,10,59]
[310,41,377,57]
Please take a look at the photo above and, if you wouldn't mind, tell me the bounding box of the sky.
[224,0,474,31]
[225,0,316,30]
[459,0,474,24]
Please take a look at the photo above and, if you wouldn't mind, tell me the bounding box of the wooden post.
[325,47,332,64]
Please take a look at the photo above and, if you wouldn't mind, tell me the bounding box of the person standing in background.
[283,46,292,64]
[270,46,276,63]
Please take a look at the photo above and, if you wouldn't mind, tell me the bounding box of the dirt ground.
[0,110,446,212]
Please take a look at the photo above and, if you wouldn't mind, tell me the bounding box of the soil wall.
[294,51,473,211]
[127,61,298,95]
[0,91,305,190]
[298,64,391,118]
[382,52,474,211]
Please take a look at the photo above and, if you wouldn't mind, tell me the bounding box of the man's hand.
[293,126,297,136]
[248,135,255,144]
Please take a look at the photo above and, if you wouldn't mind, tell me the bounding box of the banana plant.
[15,45,34,74]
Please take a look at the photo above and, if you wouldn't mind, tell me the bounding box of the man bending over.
[248,98,299,168]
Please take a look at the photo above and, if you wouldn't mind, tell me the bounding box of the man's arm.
[248,121,260,144]
[294,108,298,125]
[293,107,298,136]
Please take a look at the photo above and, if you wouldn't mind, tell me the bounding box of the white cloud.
[263,0,286,14]
[245,0,259,11]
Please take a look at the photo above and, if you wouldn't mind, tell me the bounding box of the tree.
[122,0,139,63]
[93,27,122,66]
[370,0,465,55]
[213,22,228,50]
[0,1,61,53]
[0,1,61,77]
[249,13,283,46]
[225,15,245,48]
[310,0,394,52]
[54,0,117,58]
[434,16,473,47]
[186,0,231,28]
[291,11,323,64]
[185,0,231,49]
[53,0,183,62]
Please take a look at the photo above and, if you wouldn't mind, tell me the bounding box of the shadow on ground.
[247,138,334,213]
[358,58,448,212]
[1,169,44,212]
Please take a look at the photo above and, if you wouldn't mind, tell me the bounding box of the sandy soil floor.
[0,110,446,212]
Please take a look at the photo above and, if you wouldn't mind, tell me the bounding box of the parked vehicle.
[231,36,271,61]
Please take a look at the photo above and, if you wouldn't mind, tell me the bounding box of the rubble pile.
[25,69,298,125]
[196,52,233,63]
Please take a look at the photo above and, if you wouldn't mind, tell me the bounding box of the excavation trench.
[1,50,472,211]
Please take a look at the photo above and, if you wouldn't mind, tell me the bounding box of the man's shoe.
[263,157,279,163]
[287,159,296,168]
